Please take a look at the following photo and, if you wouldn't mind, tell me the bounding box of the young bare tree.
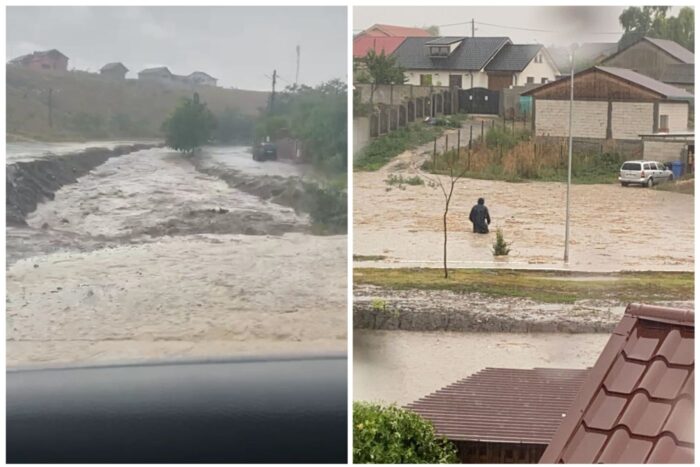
[421,148,470,278]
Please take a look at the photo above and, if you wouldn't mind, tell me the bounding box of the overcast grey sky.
[354,6,689,46]
[7,6,347,91]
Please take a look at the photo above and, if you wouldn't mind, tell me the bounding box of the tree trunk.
[443,209,448,278]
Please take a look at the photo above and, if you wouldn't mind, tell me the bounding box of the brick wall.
[611,102,653,139]
[658,102,689,132]
[535,100,607,138]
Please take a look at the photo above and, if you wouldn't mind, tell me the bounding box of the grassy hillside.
[6,65,269,141]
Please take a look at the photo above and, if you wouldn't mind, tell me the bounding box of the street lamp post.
[564,48,575,264]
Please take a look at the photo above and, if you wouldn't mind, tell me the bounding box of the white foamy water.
[27,147,305,238]
[5,140,159,163]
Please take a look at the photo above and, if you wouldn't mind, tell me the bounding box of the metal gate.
[459,87,500,115]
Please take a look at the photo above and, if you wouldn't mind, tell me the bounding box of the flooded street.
[6,145,346,366]
[353,330,609,405]
[354,153,694,271]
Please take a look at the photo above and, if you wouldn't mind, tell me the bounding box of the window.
[659,114,669,132]
[644,163,651,170]
[419,74,432,86]
[649,163,658,170]
[541,77,548,84]
[535,54,542,63]
[526,77,534,84]
[622,162,641,170]
[429,46,449,57]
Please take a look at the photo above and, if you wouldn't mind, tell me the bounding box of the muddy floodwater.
[353,330,609,405]
[354,144,694,272]
[6,145,346,366]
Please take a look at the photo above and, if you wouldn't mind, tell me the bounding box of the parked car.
[619,160,673,187]
[252,142,277,161]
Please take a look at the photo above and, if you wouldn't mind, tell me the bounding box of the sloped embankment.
[6,143,162,225]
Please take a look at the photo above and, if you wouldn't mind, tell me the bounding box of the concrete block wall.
[658,102,689,132]
[643,140,687,163]
[535,100,607,138]
[353,116,370,158]
[611,102,653,139]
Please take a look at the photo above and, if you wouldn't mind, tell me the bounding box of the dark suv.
[253,142,277,161]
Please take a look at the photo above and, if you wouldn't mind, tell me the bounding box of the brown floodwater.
[353,330,610,406]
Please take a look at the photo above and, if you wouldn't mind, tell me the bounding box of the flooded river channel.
[6,145,346,366]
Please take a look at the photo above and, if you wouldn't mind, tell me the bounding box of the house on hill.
[100,62,128,80]
[392,37,558,90]
[9,49,68,71]
[187,71,217,87]
[523,66,693,142]
[137,66,173,83]
[601,36,694,89]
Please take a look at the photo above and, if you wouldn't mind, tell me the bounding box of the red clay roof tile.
[540,303,694,464]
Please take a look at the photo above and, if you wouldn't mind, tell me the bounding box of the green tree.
[619,6,694,51]
[162,93,216,155]
[215,107,254,144]
[363,49,407,85]
[425,25,440,36]
[353,402,458,464]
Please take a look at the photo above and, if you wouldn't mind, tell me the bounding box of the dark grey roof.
[101,62,128,72]
[597,66,693,100]
[10,49,68,65]
[392,36,510,71]
[425,37,464,45]
[485,44,543,72]
[661,63,694,85]
[644,37,694,64]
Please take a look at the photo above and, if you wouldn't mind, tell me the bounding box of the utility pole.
[471,19,475,37]
[269,69,277,113]
[48,88,53,128]
[564,47,575,264]
[295,45,300,86]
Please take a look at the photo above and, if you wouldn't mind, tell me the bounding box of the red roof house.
[9,49,68,72]
[361,23,431,38]
[353,36,407,58]
[540,303,694,464]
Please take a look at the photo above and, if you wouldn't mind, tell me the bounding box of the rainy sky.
[6,6,347,91]
[354,6,689,46]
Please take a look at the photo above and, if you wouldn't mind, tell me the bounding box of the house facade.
[523,66,692,141]
[601,36,694,88]
[9,49,68,71]
[138,66,173,83]
[393,37,558,91]
[100,62,128,80]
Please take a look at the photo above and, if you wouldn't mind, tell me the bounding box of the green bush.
[355,124,443,171]
[492,229,511,256]
[485,125,530,150]
[303,181,347,234]
[385,174,424,187]
[353,402,458,464]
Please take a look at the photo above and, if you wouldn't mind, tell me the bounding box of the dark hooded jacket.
[469,202,491,234]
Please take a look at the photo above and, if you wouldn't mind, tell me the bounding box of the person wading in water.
[469,197,491,234]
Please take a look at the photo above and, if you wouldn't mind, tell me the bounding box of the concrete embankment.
[6,143,162,226]
[353,285,693,334]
